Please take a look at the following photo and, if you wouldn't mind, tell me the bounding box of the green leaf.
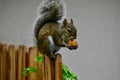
[22,67,37,76]
[22,68,28,76]
[29,66,37,72]
[34,54,43,63]
[62,63,78,80]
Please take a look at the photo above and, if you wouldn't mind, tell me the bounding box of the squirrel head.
[62,19,77,43]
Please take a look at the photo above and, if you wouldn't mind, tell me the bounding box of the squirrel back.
[34,0,66,39]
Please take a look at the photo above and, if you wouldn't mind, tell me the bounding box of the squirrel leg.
[37,36,55,59]
[47,36,55,59]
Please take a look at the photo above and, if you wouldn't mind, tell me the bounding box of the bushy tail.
[34,0,66,39]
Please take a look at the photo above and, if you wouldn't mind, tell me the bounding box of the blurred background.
[0,0,120,80]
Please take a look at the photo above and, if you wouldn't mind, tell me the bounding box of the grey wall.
[0,0,120,80]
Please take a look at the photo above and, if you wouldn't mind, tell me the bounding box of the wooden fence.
[0,43,62,80]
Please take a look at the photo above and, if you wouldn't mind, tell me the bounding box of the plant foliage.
[34,54,43,63]
[22,67,37,76]
[62,64,78,80]
[22,54,78,80]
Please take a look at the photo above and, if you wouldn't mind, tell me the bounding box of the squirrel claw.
[67,45,78,50]
[49,55,55,60]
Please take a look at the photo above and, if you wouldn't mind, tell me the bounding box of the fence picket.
[8,45,18,80]
[55,54,62,80]
[50,59,55,80]
[44,55,51,80]
[18,45,27,80]
[28,47,38,80]
[0,44,9,80]
[37,53,45,80]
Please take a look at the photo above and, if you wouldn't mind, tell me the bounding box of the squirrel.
[34,0,78,59]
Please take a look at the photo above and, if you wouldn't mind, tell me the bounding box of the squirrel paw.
[49,54,55,60]
[67,45,78,50]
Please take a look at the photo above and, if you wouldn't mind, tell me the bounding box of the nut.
[68,40,78,48]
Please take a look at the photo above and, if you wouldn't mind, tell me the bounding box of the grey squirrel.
[34,0,78,58]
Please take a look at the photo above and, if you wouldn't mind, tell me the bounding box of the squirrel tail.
[34,0,66,39]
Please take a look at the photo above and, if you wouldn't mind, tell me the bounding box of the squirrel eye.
[66,28,71,33]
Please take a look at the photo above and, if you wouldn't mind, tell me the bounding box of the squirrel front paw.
[67,45,78,50]
[48,54,55,60]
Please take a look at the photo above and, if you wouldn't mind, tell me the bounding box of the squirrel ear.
[71,19,73,24]
[63,19,68,26]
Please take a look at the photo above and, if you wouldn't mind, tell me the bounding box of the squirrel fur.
[34,0,77,58]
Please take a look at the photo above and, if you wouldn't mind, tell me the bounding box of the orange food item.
[68,40,78,47]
